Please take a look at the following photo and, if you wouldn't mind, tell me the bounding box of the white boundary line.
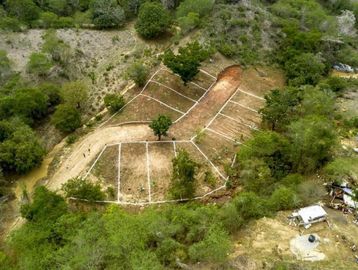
[206,128,236,142]
[83,145,107,179]
[173,79,216,124]
[219,112,259,131]
[149,80,198,103]
[190,141,227,180]
[99,69,162,128]
[160,67,212,92]
[173,141,177,157]
[229,100,258,113]
[140,94,186,114]
[146,142,151,202]
[238,89,265,100]
[117,143,121,202]
[199,69,216,79]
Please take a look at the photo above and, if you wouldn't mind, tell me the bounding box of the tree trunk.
[158,134,162,141]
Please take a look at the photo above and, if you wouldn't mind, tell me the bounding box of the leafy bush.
[52,104,81,132]
[61,81,88,110]
[62,177,105,202]
[284,53,326,86]
[287,115,337,173]
[6,0,40,23]
[189,224,231,263]
[27,52,53,76]
[126,62,149,87]
[135,2,171,39]
[176,0,214,18]
[163,41,211,84]
[104,93,125,113]
[269,186,299,211]
[91,0,126,28]
[170,149,198,199]
[0,121,45,174]
[20,186,67,222]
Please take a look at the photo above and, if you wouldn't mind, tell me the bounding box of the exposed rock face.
[337,10,356,37]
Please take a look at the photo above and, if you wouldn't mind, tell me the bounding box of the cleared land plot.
[193,71,216,89]
[176,142,224,196]
[222,102,261,127]
[209,115,253,141]
[195,130,238,174]
[144,82,195,112]
[148,143,175,201]
[92,145,118,200]
[240,67,285,97]
[120,143,149,202]
[106,95,182,126]
[231,91,265,110]
[153,69,206,100]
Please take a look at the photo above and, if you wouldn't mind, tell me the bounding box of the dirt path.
[46,66,243,191]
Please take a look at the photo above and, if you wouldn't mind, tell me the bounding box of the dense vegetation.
[1,0,358,269]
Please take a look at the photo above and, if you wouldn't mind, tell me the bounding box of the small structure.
[289,205,328,229]
[329,182,358,210]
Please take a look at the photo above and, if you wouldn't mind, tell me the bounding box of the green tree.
[62,178,105,202]
[284,53,326,86]
[176,0,214,18]
[170,149,197,199]
[104,93,125,113]
[91,0,126,28]
[135,2,171,39]
[6,0,40,23]
[260,87,302,131]
[20,186,67,222]
[188,224,231,263]
[0,123,45,174]
[61,81,89,109]
[149,114,172,141]
[0,50,12,84]
[269,186,299,211]
[288,115,337,173]
[163,41,210,84]
[13,88,49,123]
[27,52,54,77]
[38,83,62,107]
[52,104,81,132]
[126,62,149,87]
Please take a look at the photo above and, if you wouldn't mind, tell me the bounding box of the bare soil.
[148,142,175,201]
[93,145,118,192]
[120,143,149,202]
[176,142,224,196]
[232,209,358,270]
[171,65,243,139]
[153,69,207,100]
[231,91,265,110]
[222,102,261,126]
[144,82,195,112]
[106,95,182,126]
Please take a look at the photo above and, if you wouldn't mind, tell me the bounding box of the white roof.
[297,205,327,224]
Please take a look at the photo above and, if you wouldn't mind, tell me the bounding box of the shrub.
[176,0,214,18]
[170,149,197,199]
[20,186,67,222]
[27,52,53,76]
[104,93,125,113]
[62,177,105,201]
[0,16,23,31]
[135,2,171,39]
[188,225,231,263]
[6,0,40,23]
[177,12,200,34]
[52,104,81,132]
[269,186,299,211]
[91,0,126,28]
[126,62,149,87]
[61,81,89,110]
[163,41,211,84]
[284,53,326,86]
